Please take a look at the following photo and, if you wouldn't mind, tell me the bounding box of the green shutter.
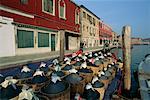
[51,34,55,51]
[44,0,48,11]
[49,0,53,13]
[44,0,53,13]
[38,32,49,47]
[60,6,64,17]
[17,30,34,48]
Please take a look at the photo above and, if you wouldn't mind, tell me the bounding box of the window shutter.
[60,6,64,17]
[38,32,49,47]
[17,30,34,48]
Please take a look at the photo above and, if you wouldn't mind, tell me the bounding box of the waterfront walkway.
[0,47,103,70]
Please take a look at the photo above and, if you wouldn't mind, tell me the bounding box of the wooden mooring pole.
[59,30,65,62]
[122,26,131,90]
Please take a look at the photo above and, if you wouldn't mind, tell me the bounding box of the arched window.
[59,0,66,19]
[75,8,80,24]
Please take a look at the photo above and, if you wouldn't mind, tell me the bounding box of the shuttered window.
[38,32,49,47]
[17,30,34,48]
[44,0,54,14]
[60,6,64,18]
[20,0,28,4]
[59,0,65,19]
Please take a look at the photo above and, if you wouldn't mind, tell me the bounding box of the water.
[112,45,150,98]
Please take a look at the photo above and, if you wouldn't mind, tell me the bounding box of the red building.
[99,20,112,45]
[0,0,80,56]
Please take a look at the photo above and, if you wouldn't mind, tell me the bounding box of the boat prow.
[138,54,150,100]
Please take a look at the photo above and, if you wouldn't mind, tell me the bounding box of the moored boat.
[138,54,150,100]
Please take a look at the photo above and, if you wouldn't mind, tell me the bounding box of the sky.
[74,0,150,38]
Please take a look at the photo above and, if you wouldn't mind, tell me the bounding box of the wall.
[0,0,80,56]
[1,0,80,33]
[80,7,100,48]
[15,27,58,55]
[0,16,15,57]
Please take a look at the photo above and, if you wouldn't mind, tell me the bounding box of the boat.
[138,54,150,100]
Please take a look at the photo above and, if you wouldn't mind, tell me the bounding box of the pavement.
[0,46,103,70]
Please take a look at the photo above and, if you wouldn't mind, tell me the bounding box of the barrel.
[26,75,48,92]
[16,71,34,84]
[82,89,100,100]
[92,80,105,100]
[51,71,66,79]
[87,66,100,75]
[78,68,93,83]
[105,71,113,82]
[108,67,116,79]
[0,85,22,100]
[63,73,85,95]
[62,64,73,75]
[41,81,70,100]
[103,59,109,68]
[107,57,113,64]
[34,93,49,100]
[99,76,109,89]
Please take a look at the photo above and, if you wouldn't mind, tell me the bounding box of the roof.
[80,5,100,20]
[70,0,80,7]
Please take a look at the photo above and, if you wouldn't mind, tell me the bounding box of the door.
[51,34,55,51]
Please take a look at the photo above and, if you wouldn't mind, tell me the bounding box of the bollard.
[122,26,131,90]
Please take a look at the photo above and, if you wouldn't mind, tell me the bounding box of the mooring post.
[122,26,131,90]
[59,30,65,62]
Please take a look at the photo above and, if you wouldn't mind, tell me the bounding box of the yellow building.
[80,5,100,48]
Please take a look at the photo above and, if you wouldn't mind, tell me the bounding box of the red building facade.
[99,20,112,45]
[1,0,80,32]
[0,0,80,55]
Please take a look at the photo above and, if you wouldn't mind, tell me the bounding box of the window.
[100,39,102,44]
[89,16,92,24]
[87,26,89,32]
[83,11,86,18]
[90,27,92,33]
[87,14,90,21]
[93,18,95,26]
[43,0,54,15]
[38,32,49,47]
[17,30,34,48]
[83,25,85,31]
[20,0,28,4]
[59,0,66,19]
[75,8,79,24]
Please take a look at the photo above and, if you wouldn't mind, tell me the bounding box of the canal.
[112,44,150,98]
